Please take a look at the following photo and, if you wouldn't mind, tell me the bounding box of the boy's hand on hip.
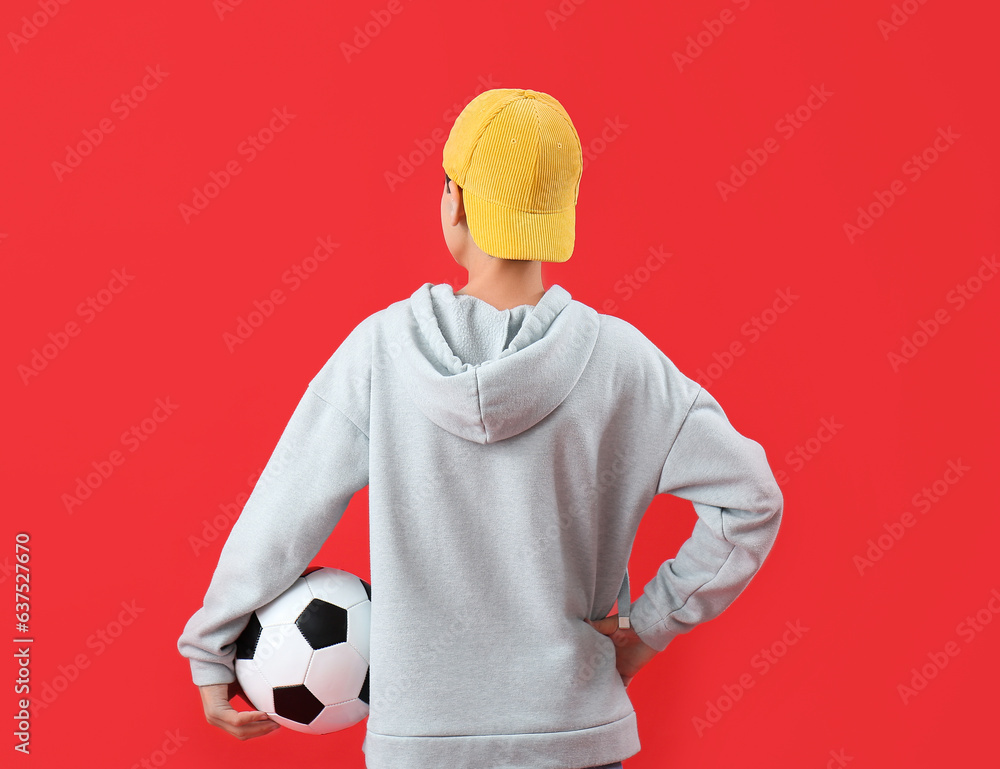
[585,614,660,688]
[199,681,280,740]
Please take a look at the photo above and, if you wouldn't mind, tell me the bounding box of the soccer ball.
[234,566,371,734]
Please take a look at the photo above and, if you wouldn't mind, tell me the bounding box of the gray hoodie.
[177,281,783,769]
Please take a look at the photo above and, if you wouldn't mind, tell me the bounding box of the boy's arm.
[177,384,369,686]
[628,386,784,653]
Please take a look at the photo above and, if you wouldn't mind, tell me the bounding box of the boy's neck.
[454,258,547,311]
[454,282,546,311]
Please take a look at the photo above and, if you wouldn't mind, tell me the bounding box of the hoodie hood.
[395,282,600,444]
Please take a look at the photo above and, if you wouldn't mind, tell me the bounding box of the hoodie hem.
[361,710,641,769]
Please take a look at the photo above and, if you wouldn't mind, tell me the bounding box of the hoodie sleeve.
[176,384,370,686]
[627,386,783,653]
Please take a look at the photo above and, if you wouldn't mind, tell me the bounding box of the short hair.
[444,171,451,192]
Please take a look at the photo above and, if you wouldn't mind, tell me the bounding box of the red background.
[4,0,998,766]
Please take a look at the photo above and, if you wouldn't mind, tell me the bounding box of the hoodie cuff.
[628,595,681,653]
[190,659,237,687]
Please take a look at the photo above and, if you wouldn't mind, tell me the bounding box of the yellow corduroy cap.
[442,88,583,263]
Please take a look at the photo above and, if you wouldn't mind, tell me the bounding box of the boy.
[178,88,783,769]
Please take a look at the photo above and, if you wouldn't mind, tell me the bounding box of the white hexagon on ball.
[253,625,313,686]
[305,643,368,705]
[305,568,369,609]
[234,658,274,713]
[257,579,314,626]
[308,699,370,735]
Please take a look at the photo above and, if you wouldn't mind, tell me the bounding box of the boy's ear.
[447,182,466,224]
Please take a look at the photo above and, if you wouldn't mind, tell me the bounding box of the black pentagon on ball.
[273,684,325,725]
[296,598,348,649]
[235,612,262,659]
[358,667,370,705]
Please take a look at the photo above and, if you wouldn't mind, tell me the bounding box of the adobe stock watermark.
[843,126,959,244]
[0,556,16,586]
[717,84,832,202]
[853,458,969,575]
[384,74,502,192]
[824,750,854,769]
[7,0,71,53]
[29,599,144,716]
[17,267,136,385]
[877,0,931,40]
[386,104,624,186]
[693,287,799,389]
[582,116,628,171]
[772,416,844,487]
[693,618,809,736]
[129,730,189,769]
[188,466,263,557]
[232,393,339,506]
[897,587,999,705]
[887,254,997,372]
[222,236,339,352]
[340,0,414,63]
[51,65,169,181]
[179,107,296,224]
[386,429,633,587]
[251,622,301,665]
[546,0,589,31]
[213,0,245,21]
[599,245,673,314]
[673,0,752,73]
[517,446,634,568]
[377,606,473,712]
[61,397,180,513]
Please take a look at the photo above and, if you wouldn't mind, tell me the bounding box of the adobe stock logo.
[17,268,136,385]
[213,0,245,21]
[672,0,752,73]
[7,0,71,53]
[222,236,339,352]
[877,0,931,40]
[693,287,799,390]
[340,0,414,64]
[581,117,628,171]
[30,599,144,717]
[384,74,501,192]
[692,618,808,736]
[897,587,1000,705]
[843,126,959,244]
[853,458,969,575]
[378,607,473,713]
[772,416,843,487]
[179,107,296,224]
[600,245,672,314]
[717,84,833,202]
[546,0,589,31]
[887,254,997,372]
[130,730,188,769]
[188,467,263,557]
[61,398,180,514]
[51,66,170,182]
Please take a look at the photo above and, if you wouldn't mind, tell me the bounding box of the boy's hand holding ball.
[199,681,279,741]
